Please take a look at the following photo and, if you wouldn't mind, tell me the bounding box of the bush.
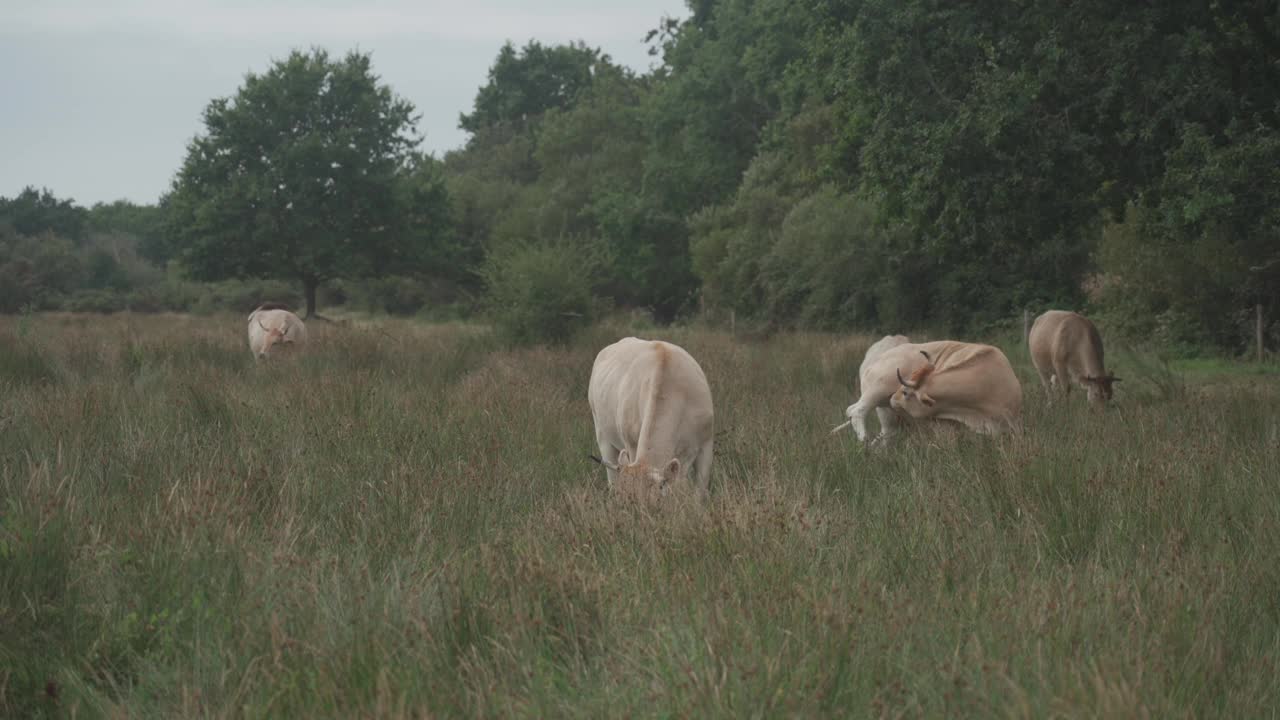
[189,279,303,316]
[760,188,918,330]
[124,282,200,313]
[0,230,85,312]
[481,240,602,345]
[61,289,128,314]
[350,276,429,315]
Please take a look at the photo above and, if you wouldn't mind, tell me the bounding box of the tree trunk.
[1259,303,1266,363]
[303,276,319,319]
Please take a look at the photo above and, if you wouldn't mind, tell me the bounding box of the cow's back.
[1030,310,1102,377]
[589,337,712,449]
[924,341,1022,429]
[860,334,911,388]
[1029,311,1070,370]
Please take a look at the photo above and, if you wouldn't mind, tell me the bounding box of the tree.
[88,200,168,264]
[459,40,604,134]
[805,0,1280,335]
[0,187,88,243]
[166,48,443,317]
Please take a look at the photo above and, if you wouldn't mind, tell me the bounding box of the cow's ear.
[665,458,681,479]
[919,392,936,407]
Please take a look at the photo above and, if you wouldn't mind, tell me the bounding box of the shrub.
[189,279,303,316]
[61,289,128,314]
[346,276,431,316]
[760,188,918,330]
[124,282,199,313]
[481,240,602,345]
[0,230,85,312]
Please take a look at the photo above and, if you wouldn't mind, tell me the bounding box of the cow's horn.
[897,368,916,389]
[588,454,620,471]
[257,318,268,331]
[919,350,931,362]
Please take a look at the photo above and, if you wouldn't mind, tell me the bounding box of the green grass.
[2,314,1278,717]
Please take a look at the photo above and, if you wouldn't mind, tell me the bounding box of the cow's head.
[257,318,289,358]
[1082,373,1121,405]
[592,448,680,499]
[890,350,938,417]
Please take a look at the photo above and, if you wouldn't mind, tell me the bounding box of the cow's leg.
[1037,366,1054,398]
[845,396,876,442]
[873,407,899,445]
[694,439,714,499]
[597,441,620,488]
[1054,363,1073,396]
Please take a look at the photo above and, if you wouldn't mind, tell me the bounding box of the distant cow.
[834,339,1022,443]
[1028,310,1119,406]
[588,337,715,498]
[247,305,307,359]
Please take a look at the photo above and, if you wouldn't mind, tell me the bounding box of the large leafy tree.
[459,40,603,134]
[167,48,442,317]
[87,200,169,264]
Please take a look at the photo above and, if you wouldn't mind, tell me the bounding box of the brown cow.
[1028,310,1119,406]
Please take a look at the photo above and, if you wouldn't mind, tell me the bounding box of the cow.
[833,339,1022,443]
[1028,310,1119,406]
[247,305,307,359]
[829,334,912,443]
[588,337,715,499]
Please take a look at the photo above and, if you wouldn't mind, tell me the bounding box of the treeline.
[0,188,456,318]
[4,0,1279,354]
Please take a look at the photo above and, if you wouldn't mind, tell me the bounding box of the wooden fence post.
[1258,303,1265,363]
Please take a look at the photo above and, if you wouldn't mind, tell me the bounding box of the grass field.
[2,312,1279,718]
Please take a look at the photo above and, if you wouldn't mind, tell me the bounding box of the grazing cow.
[1028,310,1119,406]
[247,305,307,359]
[834,339,1022,442]
[588,337,715,498]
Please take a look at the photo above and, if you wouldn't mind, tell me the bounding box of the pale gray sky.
[0,0,687,207]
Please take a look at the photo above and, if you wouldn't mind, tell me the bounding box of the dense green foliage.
[441,0,1278,349]
[480,240,602,345]
[3,315,1279,716]
[5,1,1279,352]
[801,0,1280,342]
[0,187,88,242]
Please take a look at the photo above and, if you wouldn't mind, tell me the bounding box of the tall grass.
[1,314,1278,717]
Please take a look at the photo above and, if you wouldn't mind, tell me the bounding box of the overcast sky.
[0,0,687,207]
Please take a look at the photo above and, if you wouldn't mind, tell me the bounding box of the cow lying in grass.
[247,305,307,360]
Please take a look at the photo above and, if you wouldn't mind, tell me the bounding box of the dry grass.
[2,312,1278,718]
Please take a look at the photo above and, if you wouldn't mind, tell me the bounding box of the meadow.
[2,312,1279,718]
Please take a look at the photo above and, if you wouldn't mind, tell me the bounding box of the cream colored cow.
[1028,310,1119,406]
[247,305,307,359]
[835,339,1022,443]
[588,337,714,498]
[831,334,911,443]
